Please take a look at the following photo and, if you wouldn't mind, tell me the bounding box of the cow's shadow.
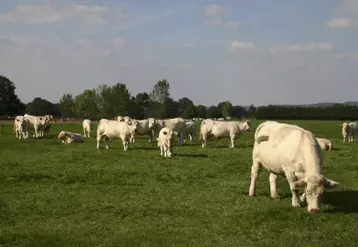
[323,190,358,213]
[173,153,208,158]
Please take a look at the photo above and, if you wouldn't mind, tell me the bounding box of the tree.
[149,79,170,104]
[97,83,131,118]
[177,97,196,118]
[74,89,100,119]
[26,97,59,116]
[231,105,247,118]
[206,106,221,118]
[218,101,233,118]
[0,75,25,116]
[135,92,150,118]
[59,94,75,118]
[248,104,256,118]
[195,105,207,118]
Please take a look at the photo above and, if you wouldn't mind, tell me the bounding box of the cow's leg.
[201,133,207,148]
[122,138,128,151]
[249,160,262,196]
[283,169,301,207]
[269,173,279,199]
[160,144,164,156]
[96,135,102,149]
[230,134,236,148]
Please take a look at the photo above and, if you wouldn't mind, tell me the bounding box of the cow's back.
[253,124,322,175]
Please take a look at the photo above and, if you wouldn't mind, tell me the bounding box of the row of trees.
[2,74,358,120]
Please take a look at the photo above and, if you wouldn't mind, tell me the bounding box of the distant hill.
[239,101,358,109]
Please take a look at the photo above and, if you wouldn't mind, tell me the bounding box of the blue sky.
[0,0,357,106]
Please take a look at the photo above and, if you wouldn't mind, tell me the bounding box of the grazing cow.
[148,117,186,145]
[82,119,92,138]
[129,119,154,143]
[96,120,139,150]
[13,116,27,139]
[57,130,84,144]
[342,122,357,142]
[200,119,254,148]
[157,127,175,157]
[249,121,339,213]
[23,114,50,138]
[316,137,332,151]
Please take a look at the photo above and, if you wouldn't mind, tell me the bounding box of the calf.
[13,116,27,139]
[96,120,139,150]
[249,121,339,213]
[57,130,84,144]
[342,122,357,142]
[157,127,175,157]
[82,119,92,138]
[148,117,186,145]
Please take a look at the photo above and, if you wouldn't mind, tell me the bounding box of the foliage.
[0,75,25,116]
[26,97,60,116]
[3,74,358,121]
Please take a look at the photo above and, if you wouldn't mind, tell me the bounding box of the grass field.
[1,120,358,247]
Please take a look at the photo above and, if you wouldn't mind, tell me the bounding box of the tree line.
[1,74,358,121]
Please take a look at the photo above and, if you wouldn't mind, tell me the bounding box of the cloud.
[326,18,353,29]
[333,53,358,59]
[204,18,240,29]
[269,43,334,53]
[204,4,225,17]
[326,0,358,29]
[229,41,256,51]
[0,4,126,25]
[203,4,240,30]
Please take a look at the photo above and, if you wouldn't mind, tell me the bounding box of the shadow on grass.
[174,153,208,158]
[323,190,358,213]
[134,147,158,150]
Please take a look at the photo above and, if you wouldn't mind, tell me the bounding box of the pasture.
[1,120,358,247]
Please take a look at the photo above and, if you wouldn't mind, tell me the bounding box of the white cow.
[200,119,254,148]
[249,121,339,213]
[13,116,27,139]
[148,117,186,145]
[96,120,139,150]
[82,119,92,138]
[316,137,332,151]
[129,119,154,143]
[342,122,357,142]
[157,127,175,157]
[23,114,50,138]
[57,130,84,144]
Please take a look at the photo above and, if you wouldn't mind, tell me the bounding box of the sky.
[0,0,358,106]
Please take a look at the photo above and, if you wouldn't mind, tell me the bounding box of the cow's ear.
[323,177,340,192]
[293,178,307,190]
[163,131,167,135]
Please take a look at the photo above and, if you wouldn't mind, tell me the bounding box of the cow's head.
[341,122,349,134]
[148,118,157,130]
[57,130,67,140]
[130,120,139,132]
[293,175,339,213]
[242,120,255,132]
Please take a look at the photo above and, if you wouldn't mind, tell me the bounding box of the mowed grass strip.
[0,120,358,247]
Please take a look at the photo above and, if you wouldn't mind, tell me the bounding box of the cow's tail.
[254,122,270,144]
[199,120,207,141]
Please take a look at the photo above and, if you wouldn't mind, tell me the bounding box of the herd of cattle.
[11,114,358,213]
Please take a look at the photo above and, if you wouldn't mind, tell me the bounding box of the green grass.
[1,120,358,247]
